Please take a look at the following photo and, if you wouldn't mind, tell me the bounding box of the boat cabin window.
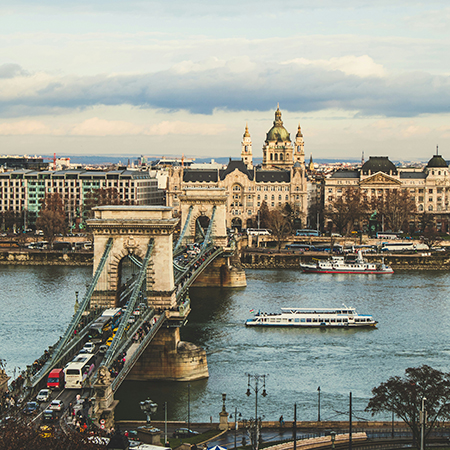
[294,319,300,323]
[301,318,306,323]
[306,318,311,323]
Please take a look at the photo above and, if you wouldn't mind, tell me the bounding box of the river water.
[1,265,450,424]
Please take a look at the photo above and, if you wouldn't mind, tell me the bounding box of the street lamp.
[188,384,191,432]
[139,399,158,427]
[246,373,268,450]
[230,407,242,449]
[421,397,427,450]
[317,386,321,422]
[330,431,336,450]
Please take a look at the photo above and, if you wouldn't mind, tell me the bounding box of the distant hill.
[44,155,423,166]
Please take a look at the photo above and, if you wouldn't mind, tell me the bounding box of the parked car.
[48,400,64,411]
[172,428,199,438]
[36,388,51,402]
[23,401,39,414]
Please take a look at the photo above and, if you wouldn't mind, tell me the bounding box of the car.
[106,336,114,347]
[172,428,199,438]
[23,401,39,414]
[42,409,58,423]
[36,388,51,402]
[48,400,63,411]
[83,342,95,353]
[98,344,108,354]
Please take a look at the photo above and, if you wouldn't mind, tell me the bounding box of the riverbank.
[241,249,450,270]
[0,249,93,265]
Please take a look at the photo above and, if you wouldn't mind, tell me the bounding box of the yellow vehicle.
[39,425,54,438]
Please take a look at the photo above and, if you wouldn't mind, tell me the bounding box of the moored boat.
[245,305,377,328]
[300,250,393,274]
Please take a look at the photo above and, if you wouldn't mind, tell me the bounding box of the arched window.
[428,205,433,211]
[274,153,278,161]
[270,154,273,161]
[280,154,284,161]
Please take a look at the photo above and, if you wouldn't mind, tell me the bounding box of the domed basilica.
[167,106,308,229]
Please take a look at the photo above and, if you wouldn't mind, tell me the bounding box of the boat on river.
[300,250,393,274]
[245,305,377,328]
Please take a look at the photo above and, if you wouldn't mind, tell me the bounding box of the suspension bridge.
[14,188,246,428]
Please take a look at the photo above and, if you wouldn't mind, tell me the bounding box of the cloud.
[0,117,226,136]
[1,58,450,119]
[0,120,55,135]
[0,64,28,79]
[284,55,386,78]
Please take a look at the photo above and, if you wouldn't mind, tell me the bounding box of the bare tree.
[366,365,450,448]
[268,207,292,251]
[326,188,368,236]
[36,193,66,245]
[371,189,416,232]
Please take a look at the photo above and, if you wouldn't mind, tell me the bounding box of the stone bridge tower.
[179,188,228,247]
[87,206,178,309]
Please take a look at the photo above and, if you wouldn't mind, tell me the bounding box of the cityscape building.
[0,169,161,230]
[166,107,308,229]
[324,150,450,232]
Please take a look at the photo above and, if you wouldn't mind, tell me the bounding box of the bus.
[285,244,312,251]
[381,242,429,252]
[64,354,95,389]
[376,232,401,240]
[88,308,123,343]
[296,229,320,237]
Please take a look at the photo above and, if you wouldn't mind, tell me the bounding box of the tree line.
[325,187,434,236]
[0,188,131,245]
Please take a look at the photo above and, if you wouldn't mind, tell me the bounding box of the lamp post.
[246,373,268,450]
[317,387,321,422]
[164,402,168,445]
[230,407,242,449]
[330,431,336,450]
[139,399,158,427]
[421,397,427,450]
[188,384,191,432]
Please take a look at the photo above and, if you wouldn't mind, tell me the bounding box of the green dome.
[266,106,291,142]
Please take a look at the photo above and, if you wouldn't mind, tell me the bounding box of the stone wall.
[127,327,209,381]
[194,256,247,287]
[0,249,93,265]
[241,250,450,270]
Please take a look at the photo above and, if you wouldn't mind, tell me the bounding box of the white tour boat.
[300,250,393,274]
[245,305,377,328]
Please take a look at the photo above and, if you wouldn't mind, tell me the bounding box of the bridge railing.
[173,205,193,255]
[28,238,114,389]
[102,239,154,368]
[176,246,223,301]
[111,312,167,392]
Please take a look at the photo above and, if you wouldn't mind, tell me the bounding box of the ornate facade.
[166,107,308,229]
[324,152,450,232]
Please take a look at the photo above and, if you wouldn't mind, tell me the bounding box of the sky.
[1,1,450,162]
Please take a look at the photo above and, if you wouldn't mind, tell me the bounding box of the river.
[1,265,449,424]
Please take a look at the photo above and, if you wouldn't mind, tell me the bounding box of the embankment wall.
[241,250,450,270]
[0,249,93,265]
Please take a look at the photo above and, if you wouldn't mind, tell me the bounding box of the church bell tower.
[241,123,253,169]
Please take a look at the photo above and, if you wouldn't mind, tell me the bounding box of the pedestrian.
[279,415,284,427]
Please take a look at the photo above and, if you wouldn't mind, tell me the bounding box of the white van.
[246,228,271,236]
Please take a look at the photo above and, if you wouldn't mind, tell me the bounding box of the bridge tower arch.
[87,206,179,309]
[179,188,228,247]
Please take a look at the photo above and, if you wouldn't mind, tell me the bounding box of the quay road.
[117,421,450,449]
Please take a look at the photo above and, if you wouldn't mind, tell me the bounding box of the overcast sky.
[1,1,450,161]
